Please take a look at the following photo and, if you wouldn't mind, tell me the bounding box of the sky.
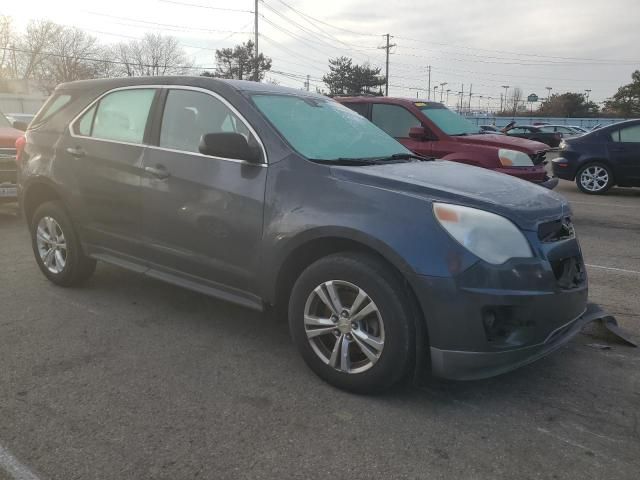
[2,0,639,108]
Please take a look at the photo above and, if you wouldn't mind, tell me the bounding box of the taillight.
[15,135,26,166]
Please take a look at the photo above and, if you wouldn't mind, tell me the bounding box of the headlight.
[559,140,567,150]
[498,149,533,167]
[433,203,533,264]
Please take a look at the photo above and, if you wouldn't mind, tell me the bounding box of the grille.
[538,217,575,243]
[528,151,547,165]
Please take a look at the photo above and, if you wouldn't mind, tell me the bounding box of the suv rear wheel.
[30,201,96,286]
[576,162,613,194]
[288,253,414,393]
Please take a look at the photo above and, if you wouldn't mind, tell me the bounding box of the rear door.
[65,87,158,258]
[608,124,640,184]
[140,87,267,298]
[370,103,430,156]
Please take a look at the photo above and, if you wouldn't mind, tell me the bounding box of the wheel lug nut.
[333,330,340,336]
[351,322,358,329]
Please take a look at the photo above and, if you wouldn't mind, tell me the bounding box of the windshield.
[418,104,480,136]
[0,112,11,128]
[251,94,410,161]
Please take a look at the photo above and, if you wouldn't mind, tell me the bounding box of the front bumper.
[494,165,557,189]
[431,303,602,380]
[409,232,589,380]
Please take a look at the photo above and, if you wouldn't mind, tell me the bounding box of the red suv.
[337,97,557,189]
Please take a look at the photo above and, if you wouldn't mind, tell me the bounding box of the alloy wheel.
[580,166,609,192]
[36,216,67,274]
[303,280,385,374]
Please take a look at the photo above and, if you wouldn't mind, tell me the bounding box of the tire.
[288,253,415,394]
[30,200,96,286]
[576,162,614,194]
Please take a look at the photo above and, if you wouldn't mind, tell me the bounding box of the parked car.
[19,77,596,393]
[0,111,23,204]
[503,125,563,148]
[479,125,504,134]
[537,125,584,136]
[552,119,640,194]
[5,113,35,130]
[336,98,556,188]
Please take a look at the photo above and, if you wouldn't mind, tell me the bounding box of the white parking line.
[586,264,640,275]
[0,443,42,480]
[570,200,638,210]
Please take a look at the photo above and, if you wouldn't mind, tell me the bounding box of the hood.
[0,127,23,148]
[456,133,548,153]
[331,160,569,231]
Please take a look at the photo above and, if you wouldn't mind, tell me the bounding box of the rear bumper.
[430,303,603,380]
[552,156,577,180]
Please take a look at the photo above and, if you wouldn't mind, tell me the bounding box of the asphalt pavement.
[0,180,639,480]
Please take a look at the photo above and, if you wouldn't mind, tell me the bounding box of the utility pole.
[501,85,509,112]
[585,89,592,102]
[254,0,259,81]
[459,84,464,113]
[304,75,310,91]
[439,82,447,102]
[427,65,431,100]
[446,89,451,106]
[379,34,396,96]
[468,84,473,112]
[545,86,552,101]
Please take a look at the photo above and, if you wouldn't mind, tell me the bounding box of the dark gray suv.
[19,77,594,393]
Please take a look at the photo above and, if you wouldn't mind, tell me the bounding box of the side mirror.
[198,132,261,163]
[13,120,28,131]
[409,126,436,140]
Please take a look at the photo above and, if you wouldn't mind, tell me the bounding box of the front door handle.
[144,165,170,180]
[66,147,86,158]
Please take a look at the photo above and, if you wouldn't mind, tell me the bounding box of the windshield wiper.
[310,153,433,166]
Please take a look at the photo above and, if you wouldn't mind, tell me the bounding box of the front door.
[64,87,157,258]
[608,124,640,184]
[370,103,431,156]
[140,88,267,297]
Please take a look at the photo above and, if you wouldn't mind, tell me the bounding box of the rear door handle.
[66,147,86,158]
[144,165,170,180]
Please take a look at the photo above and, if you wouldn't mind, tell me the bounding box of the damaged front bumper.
[430,303,607,380]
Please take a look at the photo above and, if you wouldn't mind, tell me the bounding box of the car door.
[370,103,430,156]
[65,87,158,258]
[140,87,267,298]
[608,124,640,184]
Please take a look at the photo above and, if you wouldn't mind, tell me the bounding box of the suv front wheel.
[289,253,414,393]
[30,201,96,286]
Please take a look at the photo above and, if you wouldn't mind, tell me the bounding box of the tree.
[15,20,62,80]
[212,40,271,81]
[322,56,385,96]
[537,92,599,117]
[509,87,523,116]
[0,16,16,79]
[115,33,192,77]
[38,27,100,92]
[604,70,640,117]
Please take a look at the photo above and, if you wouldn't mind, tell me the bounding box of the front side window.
[159,89,252,154]
[371,104,421,138]
[251,94,409,161]
[77,89,155,144]
[615,124,640,143]
[418,104,480,136]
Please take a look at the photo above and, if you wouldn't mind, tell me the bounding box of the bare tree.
[93,45,122,79]
[0,15,17,79]
[15,20,62,80]
[509,87,523,115]
[38,27,99,92]
[115,33,191,76]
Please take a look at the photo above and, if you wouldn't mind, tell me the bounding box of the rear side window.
[343,102,369,118]
[33,94,72,124]
[371,104,421,138]
[74,89,155,144]
[614,124,640,143]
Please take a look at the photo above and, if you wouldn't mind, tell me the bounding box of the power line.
[158,0,253,13]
